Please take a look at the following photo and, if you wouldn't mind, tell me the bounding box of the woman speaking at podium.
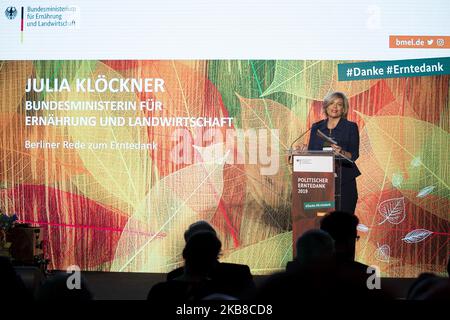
[307,92,361,214]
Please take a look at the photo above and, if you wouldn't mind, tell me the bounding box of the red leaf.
[0,185,129,270]
[134,61,230,177]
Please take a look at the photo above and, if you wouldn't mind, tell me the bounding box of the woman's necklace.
[328,119,338,136]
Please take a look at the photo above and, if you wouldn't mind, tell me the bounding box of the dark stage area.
[15,267,417,300]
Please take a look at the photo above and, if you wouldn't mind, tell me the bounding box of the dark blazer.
[308,118,361,184]
[167,262,255,298]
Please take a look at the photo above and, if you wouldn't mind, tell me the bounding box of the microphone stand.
[288,119,326,162]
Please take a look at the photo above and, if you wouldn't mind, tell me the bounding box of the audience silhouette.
[259,211,393,303]
[256,229,340,303]
[2,218,448,302]
[0,256,32,301]
[147,231,222,301]
[286,229,335,272]
[166,221,255,298]
[319,211,360,262]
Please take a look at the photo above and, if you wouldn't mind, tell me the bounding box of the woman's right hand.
[293,144,307,153]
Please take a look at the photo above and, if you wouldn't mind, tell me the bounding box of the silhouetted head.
[183,231,222,276]
[320,211,359,262]
[184,220,217,242]
[295,229,335,266]
[35,273,93,301]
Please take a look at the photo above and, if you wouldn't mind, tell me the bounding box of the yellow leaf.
[221,231,293,275]
[111,161,225,272]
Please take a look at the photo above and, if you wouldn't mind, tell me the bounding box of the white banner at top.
[0,0,449,59]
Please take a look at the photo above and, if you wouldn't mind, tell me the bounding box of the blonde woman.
[307,92,361,214]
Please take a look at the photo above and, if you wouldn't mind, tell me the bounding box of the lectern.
[290,150,350,255]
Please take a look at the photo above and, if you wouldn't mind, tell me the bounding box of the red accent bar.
[17,219,167,238]
[21,7,24,31]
